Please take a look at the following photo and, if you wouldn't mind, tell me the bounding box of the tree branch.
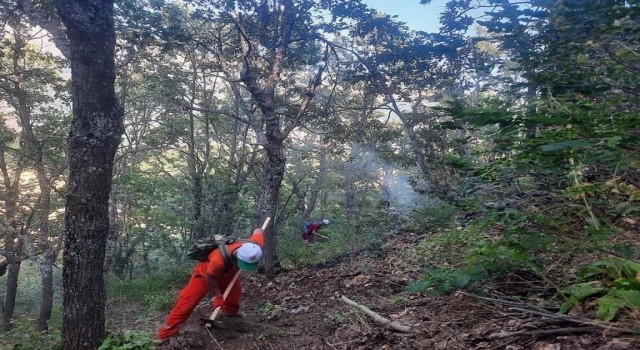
[17,0,71,59]
[340,295,412,333]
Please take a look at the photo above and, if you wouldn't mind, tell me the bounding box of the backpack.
[186,234,250,268]
[301,220,314,234]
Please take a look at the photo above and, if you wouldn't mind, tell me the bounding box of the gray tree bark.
[53,0,123,348]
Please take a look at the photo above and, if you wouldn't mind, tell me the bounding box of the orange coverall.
[157,228,265,339]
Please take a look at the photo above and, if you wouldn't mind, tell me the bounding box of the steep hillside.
[141,231,639,350]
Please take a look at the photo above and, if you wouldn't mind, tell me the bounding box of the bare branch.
[17,0,71,59]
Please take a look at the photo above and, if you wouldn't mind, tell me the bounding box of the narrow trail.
[143,231,637,350]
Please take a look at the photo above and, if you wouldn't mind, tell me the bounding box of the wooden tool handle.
[261,216,271,230]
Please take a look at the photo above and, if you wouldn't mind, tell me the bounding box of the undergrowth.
[278,210,390,268]
[0,311,62,350]
[406,209,550,296]
[98,330,155,350]
[106,262,191,312]
[406,184,640,321]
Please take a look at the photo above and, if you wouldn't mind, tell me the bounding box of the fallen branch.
[488,326,604,339]
[340,295,412,333]
[458,291,557,311]
[508,307,637,334]
[460,291,639,337]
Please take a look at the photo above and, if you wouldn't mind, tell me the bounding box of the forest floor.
[109,231,640,350]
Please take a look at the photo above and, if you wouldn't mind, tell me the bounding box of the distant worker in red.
[301,219,330,243]
[157,227,265,340]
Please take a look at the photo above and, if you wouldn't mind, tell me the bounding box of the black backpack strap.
[218,244,233,271]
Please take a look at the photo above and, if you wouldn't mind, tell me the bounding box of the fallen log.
[340,295,412,333]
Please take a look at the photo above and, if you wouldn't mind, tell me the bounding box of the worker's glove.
[211,295,224,309]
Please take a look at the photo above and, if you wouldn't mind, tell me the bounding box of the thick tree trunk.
[54,1,123,349]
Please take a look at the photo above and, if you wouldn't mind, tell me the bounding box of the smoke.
[349,143,436,216]
[381,164,437,216]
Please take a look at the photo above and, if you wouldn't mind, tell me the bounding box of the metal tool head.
[200,317,222,328]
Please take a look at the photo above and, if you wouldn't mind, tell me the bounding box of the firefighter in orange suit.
[157,228,265,340]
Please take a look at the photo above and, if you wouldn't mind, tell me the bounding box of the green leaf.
[605,136,623,148]
[561,281,604,299]
[613,244,636,260]
[449,271,473,289]
[406,279,433,293]
[597,294,625,321]
[597,288,640,321]
[560,296,580,313]
[540,140,595,152]
[578,258,640,281]
[612,278,640,291]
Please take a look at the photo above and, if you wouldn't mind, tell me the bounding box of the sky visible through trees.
[361,0,447,32]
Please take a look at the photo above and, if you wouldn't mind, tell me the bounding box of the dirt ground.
[137,231,640,350]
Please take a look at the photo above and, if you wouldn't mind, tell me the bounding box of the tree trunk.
[292,183,306,219]
[2,16,59,333]
[381,163,393,202]
[2,259,21,332]
[112,244,136,279]
[37,251,56,332]
[187,109,204,239]
[16,65,56,333]
[54,1,123,349]
[344,97,374,220]
[0,145,24,333]
[235,0,324,274]
[256,138,286,274]
[305,148,326,220]
[344,144,358,221]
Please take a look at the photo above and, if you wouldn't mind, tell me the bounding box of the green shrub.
[106,263,190,312]
[323,311,354,330]
[407,266,484,296]
[278,239,317,267]
[412,224,480,268]
[98,331,155,350]
[0,315,62,350]
[408,209,552,296]
[560,257,640,321]
[278,214,385,268]
[408,202,459,231]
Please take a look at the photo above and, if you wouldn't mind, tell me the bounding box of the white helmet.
[322,219,329,225]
